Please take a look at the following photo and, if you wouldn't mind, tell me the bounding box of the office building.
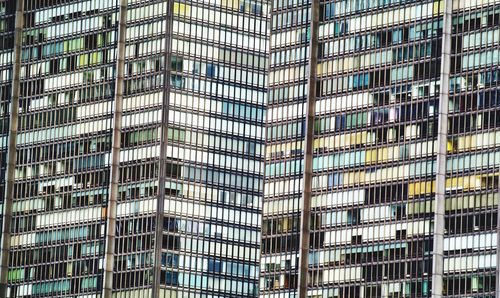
[1,0,500,297]
[262,0,500,297]
[0,0,267,297]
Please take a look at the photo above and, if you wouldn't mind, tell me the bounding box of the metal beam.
[102,1,128,297]
[431,1,452,297]
[297,0,320,296]
[0,1,24,296]
[152,0,174,296]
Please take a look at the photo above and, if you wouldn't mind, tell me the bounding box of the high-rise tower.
[0,0,268,297]
[262,0,500,297]
[1,0,500,297]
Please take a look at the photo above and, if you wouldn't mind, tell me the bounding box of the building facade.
[262,0,500,297]
[0,0,267,297]
[1,0,500,298]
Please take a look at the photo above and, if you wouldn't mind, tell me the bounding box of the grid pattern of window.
[161,0,267,295]
[0,0,16,245]
[310,1,442,296]
[1,0,500,297]
[112,1,162,296]
[3,0,117,297]
[444,2,500,297]
[1,0,268,297]
[263,0,500,297]
[6,0,119,296]
[261,0,310,295]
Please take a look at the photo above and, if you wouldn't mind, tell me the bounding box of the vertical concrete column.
[297,0,320,296]
[0,1,24,296]
[152,0,174,297]
[102,1,128,297]
[432,0,452,297]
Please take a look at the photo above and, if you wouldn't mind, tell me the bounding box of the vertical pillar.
[0,1,24,296]
[102,1,127,297]
[152,0,174,297]
[297,0,320,296]
[431,0,452,297]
